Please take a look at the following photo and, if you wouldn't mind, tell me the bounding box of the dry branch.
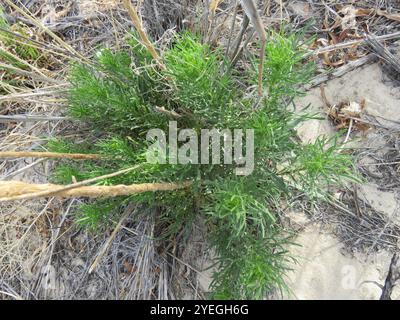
[0,181,192,201]
[122,0,165,69]
[0,151,100,160]
[0,165,143,201]
[307,54,377,88]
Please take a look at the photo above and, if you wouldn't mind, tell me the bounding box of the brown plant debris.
[0,181,193,201]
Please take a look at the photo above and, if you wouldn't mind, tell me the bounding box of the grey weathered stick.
[240,0,266,42]
[231,15,250,62]
[0,115,67,122]
[380,253,400,300]
[307,54,377,89]
[225,0,239,57]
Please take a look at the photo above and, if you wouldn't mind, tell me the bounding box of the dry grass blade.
[0,47,50,79]
[206,0,224,42]
[0,26,76,62]
[240,0,266,96]
[3,0,88,63]
[88,204,134,274]
[366,35,400,74]
[0,181,192,201]
[0,85,68,103]
[0,62,61,84]
[210,0,224,13]
[2,159,45,180]
[0,290,23,300]
[0,151,100,160]
[122,0,165,69]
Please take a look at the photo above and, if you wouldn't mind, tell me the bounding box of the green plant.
[49,31,357,299]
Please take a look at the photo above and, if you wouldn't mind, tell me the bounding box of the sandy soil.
[286,60,400,300]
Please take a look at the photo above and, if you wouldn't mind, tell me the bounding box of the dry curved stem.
[0,180,192,201]
[0,151,101,160]
[240,0,266,96]
[122,0,165,69]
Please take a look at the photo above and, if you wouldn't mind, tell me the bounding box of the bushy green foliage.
[259,31,314,103]
[49,32,356,299]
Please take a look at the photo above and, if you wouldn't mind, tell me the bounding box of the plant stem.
[122,0,165,69]
[0,180,192,201]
